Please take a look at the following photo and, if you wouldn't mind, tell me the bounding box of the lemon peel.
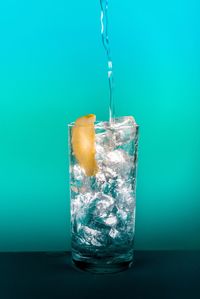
[72,114,98,176]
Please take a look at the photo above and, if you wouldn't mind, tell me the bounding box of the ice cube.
[112,116,137,147]
[78,225,103,247]
[94,170,118,194]
[116,208,128,221]
[72,192,116,230]
[71,192,94,224]
[105,149,134,177]
[94,147,135,198]
[95,130,115,161]
[113,116,136,128]
[92,193,115,218]
[116,186,136,213]
[72,164,84,180]
[104,214,118,226]
[109,228,119,239]
[106,149,129,164]
[71,164,85,190]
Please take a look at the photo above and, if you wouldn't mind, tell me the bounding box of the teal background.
[0,0,200,251]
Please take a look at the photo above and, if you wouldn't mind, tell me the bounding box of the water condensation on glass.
[70,117,139,262]
[100,0,115,122]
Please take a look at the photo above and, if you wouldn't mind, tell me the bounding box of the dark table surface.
[0,251,199,299]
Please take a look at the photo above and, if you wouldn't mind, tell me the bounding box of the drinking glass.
[68,117,139,273]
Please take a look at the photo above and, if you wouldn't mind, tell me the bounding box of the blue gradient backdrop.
[0,0,200,251]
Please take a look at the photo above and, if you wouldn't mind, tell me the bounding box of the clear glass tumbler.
[68,117,139,273]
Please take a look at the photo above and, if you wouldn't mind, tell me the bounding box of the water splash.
[100,0,115,123]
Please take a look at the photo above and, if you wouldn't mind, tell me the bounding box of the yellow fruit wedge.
[72,114,98,176]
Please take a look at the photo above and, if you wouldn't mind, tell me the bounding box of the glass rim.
[68,120,139,129]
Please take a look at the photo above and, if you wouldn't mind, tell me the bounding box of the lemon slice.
[72,114,98,176]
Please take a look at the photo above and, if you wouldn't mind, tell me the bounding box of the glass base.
[72,258,133,274]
